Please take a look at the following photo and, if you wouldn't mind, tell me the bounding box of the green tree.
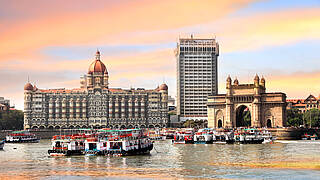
[303,108,320,128]
[286,108,303,127]
[183,120,195,128]
[0,110,24,130]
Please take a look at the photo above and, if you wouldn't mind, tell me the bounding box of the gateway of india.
[207,75,287,128]
[24,51,169,129]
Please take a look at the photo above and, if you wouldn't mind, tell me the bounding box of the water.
[1,140,320,179]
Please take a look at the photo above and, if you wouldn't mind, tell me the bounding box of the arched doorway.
[267,119,272,128]
[218,120,223,128]
[236,105,251,127]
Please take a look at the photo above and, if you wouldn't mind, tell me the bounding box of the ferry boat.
[234,128,264,144]
[194,128,213,144]
[82,129,153,156]
[48,134,86,156]
[173,129,194,144]
[0,140,4,150]
[6,130,40,143]
[147,129,166,141]
[310,134,318,141]
[261,129,275,144]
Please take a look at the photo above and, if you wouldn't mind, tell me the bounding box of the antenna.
[27,76,30,83]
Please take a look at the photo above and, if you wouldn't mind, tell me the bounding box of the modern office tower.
[176,36,219,122]
[24,51,168,129]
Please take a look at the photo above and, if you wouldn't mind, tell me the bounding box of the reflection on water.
[1,140,320,179]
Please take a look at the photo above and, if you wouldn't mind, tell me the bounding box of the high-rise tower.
[176,36,219,122]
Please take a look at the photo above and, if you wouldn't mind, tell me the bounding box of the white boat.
[48,134,86,156]
[194,128,213,144]
[6,130,40,143]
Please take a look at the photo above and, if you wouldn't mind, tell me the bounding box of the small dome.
[159,84,168,91]
[88,51,107,74]
[24,83,33,91]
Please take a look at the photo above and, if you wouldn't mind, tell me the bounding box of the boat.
[233,128,264,144]
[48,134,86,156]
[148,129,166,141]
[194,128,213,144]
[301,133,311,140]
[261,129,275,144]
[0,140,4,150]
[173,129,194,144]
[310,134,318,141]
[99,129,153,156]
[6,130,40,143]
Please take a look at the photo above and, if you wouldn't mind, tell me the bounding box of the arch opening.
[267,119,272,128]
[218,120,223,128]
[236,105,251,127]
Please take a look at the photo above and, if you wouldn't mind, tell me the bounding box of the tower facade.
[176,36,219,122]
[23,51,169,129]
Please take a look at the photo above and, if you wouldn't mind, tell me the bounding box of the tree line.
[287,108,320,128]
[0,110,24,130]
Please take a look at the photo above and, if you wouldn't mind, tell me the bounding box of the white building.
[176,36,219,122]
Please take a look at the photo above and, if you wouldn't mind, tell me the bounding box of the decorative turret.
[233,77,239,86]
[24,82,33,91]
[260,76,265,88]
[254,74,259,87]
[226,75,232,89]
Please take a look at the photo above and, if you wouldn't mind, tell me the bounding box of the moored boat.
[173,129,194,144]
[194,128,213,144]
[48,134,86,156]
[6,130,40,143]
[0,140,4,150]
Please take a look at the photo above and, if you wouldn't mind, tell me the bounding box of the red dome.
[88,60,107,74]
[24,83,33,91]
[159,84,168,91]
[88,51,107,74]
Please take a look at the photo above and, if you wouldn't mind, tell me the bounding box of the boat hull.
[48,149,83,156]
[6,139,40,143]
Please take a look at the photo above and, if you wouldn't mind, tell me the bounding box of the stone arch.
[82,125,87,129]
[148,124,155,129]
[109,125,113,129]
[235,105,251,127]
[128,124,134,129]
[120,125,126,129]
[75,125,81,129]
[215,110,224,128]
[140,125,146,128]
[69,125,74,129]
[155,124,161,128]
[114,125,119,129]
[134,125,139,129]
[32,126,39,129]
[39,126,45,129]
[55,126,61,129]
[48,126,54,130]
[218,120,223,128]
[267,119,272,128]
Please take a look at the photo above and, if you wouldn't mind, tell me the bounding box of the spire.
[27,76,30,83]
[95,49,100,60]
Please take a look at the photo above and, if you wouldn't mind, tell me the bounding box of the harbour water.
[1,140,320,179]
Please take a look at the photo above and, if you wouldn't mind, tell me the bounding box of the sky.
[0,0,320,110]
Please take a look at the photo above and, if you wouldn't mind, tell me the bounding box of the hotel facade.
[24,51,169,129]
